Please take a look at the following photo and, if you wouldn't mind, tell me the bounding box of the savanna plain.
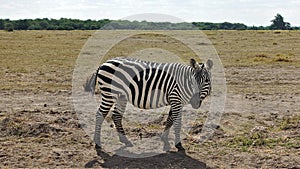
[0,30,299,169]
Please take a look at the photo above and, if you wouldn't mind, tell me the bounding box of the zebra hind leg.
[112,95,133,147]
[94,103,111,155]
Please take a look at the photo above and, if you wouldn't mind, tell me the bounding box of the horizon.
[1,0,300,26]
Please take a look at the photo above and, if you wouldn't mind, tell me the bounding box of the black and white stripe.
[84,57,213,153]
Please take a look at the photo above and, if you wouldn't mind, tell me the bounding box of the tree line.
[1,14,298,31]
[0,18,111,31]
[193,14,298,30]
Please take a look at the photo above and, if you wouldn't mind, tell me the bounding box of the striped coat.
[84,57,213,153]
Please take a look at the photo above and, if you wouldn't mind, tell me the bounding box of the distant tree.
[233,23,247,30]
[0,19,4,29]
[270,14,291,30]
[46,25,58,30]
[39,20,49,30]
[220,22,233,30]
[14,19,30,30]
[4,22,14,32]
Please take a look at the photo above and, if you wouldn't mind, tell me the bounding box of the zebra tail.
[83,72,97,95]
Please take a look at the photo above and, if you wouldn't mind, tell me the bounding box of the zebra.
[84,57,213,154]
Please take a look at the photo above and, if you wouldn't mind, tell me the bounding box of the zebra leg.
[112,95,133,147]
[161,109,173,151]
[94,94,114,154]
[162,101,184,152]
[173,111,184,151]
[170,101,185,151]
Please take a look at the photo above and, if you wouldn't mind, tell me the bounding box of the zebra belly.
[126,88,169,109]
[98,79,169,109]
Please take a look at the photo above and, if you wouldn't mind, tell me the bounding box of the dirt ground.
[0,30,299,169]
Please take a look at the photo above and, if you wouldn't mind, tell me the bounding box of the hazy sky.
[1,0,299,26]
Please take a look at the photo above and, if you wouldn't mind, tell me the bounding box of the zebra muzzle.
[190,94,202,109]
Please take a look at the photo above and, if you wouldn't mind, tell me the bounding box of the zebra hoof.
[95,144,102,156]
[119,135,133,147]
[175,142,185,152]
[125,141,133,147]
[163,144,171,152]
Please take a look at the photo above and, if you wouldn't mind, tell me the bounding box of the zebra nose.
[191,98,202,109]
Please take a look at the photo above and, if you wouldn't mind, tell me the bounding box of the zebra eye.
[205,79,209,83]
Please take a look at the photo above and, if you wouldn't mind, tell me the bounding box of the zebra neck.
[173,65,195,104]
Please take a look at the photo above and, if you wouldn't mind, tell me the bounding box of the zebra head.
[189,59,213,109]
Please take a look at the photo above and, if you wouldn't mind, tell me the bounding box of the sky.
[0,0,299,26]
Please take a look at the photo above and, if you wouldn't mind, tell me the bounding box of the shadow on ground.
[85,149,209,169]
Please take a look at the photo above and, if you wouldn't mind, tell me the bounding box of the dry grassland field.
[0,30,299,169]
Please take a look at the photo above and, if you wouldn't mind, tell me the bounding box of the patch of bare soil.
[0,90,208,168]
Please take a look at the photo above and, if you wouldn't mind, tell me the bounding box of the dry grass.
[1,30,299,95]
[102,33,199,64]
[205,30,300,67]
[0,30,93,92]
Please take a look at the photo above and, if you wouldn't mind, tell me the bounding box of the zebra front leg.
[161,113,173,151]
[170,102,185,152]
[173,112,185,151]
[162,111,184,151]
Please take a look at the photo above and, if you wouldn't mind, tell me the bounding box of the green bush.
[5,23,14,32]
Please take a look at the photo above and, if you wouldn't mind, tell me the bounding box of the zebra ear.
[190,59,200,69]
[205,59,213,70]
